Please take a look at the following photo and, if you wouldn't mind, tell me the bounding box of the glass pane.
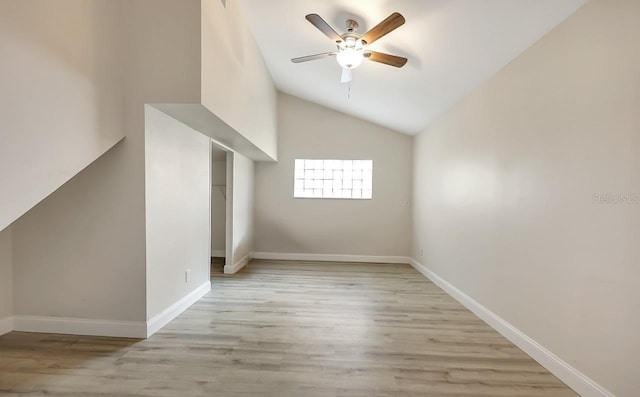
[305,178,314,189]
[363,177,372,189]
[294,159,372,200]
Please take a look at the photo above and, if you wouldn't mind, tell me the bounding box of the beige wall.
[229,152,255,270]
[0,227,11,323]
[254,93,413,257]
[4,0,276,332]
[145,106,211,320]
[11,0,202,323]
[12,141,147,321]
[0,0,125,231]
[201,0,277,160]
[211,159,227,254]
[412,1,640,395]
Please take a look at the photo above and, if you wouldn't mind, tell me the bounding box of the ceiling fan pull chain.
[348,81,351,99]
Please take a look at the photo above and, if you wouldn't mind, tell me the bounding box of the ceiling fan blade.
[305,14,343,43]
[364,51,407,68]
[361,12,405,45]
[291,52,337,63]
[341,67,352,83]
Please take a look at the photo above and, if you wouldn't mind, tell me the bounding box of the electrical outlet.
[185,269,191,283]
[420,248,424,257]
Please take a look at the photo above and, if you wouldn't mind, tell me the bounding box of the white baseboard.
[251,251,411,264]
[224,254,249,274]
[10,281,211,339]
[12,315,147,338]
[211,249,225,257]
[409,259,613,397]
[146,280,211,337]
[0,316,13,336]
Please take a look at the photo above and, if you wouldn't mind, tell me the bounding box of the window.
[294,159,373,199]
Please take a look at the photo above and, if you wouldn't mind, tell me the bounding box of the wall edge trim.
[409,258,613,397]
[251,252,411,264]
[12,315,146,338]
[0,316,13,336]
[224,254,250,274]
[146,280,211,337]
[212,249,226,257]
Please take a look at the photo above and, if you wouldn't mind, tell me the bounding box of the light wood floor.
[0,260,576,396]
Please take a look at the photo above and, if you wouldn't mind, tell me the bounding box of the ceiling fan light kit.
[336,37,364,69]
[292,12,407,83]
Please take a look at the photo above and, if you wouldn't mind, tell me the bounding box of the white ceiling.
[236,0,586,135]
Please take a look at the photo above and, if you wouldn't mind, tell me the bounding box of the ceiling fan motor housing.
[346,19,359,33]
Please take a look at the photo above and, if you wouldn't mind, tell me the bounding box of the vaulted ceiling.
[237,0,586,135]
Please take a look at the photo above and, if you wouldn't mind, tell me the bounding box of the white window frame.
[293,159,373,200]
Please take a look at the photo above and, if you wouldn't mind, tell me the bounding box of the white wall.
[201,0,277,160]
[211,159,227,255]
[226,152,254,273]
[412,1,640,396]
[254,93,413,258]
[11,0,202,325]
[0,227,12,333]
[0,0,125,231]
[145,106,211,320]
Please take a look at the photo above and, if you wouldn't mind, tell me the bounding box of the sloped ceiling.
[237,0,586,135]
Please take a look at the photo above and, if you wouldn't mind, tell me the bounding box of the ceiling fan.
[291,12,407,83]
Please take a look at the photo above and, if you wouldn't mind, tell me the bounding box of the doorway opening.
[211,144,228,275]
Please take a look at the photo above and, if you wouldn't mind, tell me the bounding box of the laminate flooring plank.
[0,260,577,396]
